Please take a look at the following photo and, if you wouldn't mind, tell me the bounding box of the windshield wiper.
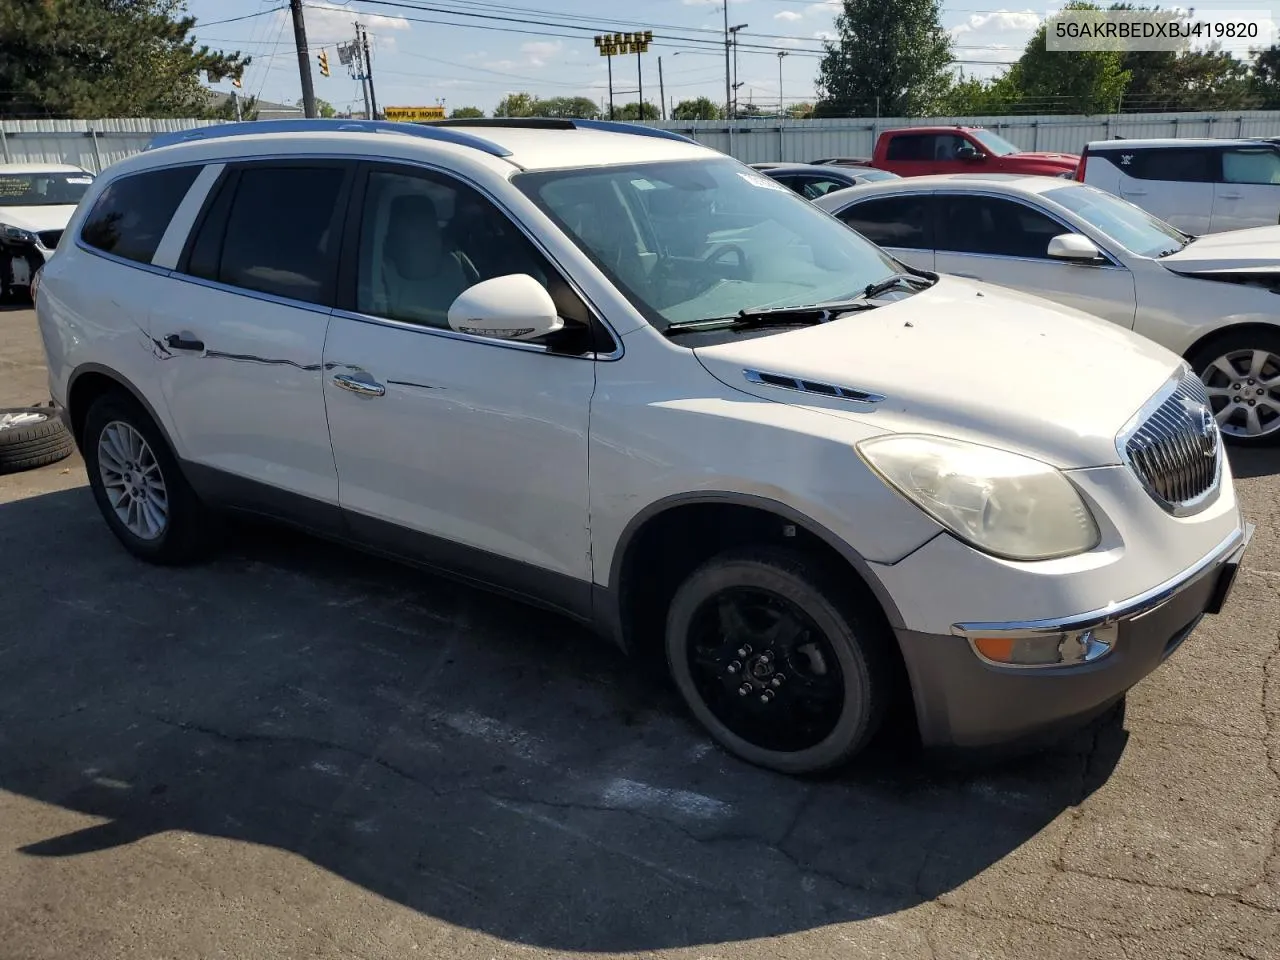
[861,272,934,299]
[664,298,880,336]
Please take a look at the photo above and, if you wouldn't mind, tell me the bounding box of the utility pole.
[357,28,371,119]
[723,0,732,154]
[359,24,379,118]
[289,0,317,119]
[658,56,666,121]
[777,50,787,118]
[607,53,614,119]
[730,24,747,120]
[636,45,644,120]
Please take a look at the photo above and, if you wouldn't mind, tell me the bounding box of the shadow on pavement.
[1227,445,1280,480]
[0,485,1127,952]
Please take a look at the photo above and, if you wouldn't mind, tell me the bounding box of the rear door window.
[80,166,200,264]
[885,135,934,162]
[1120,148,1217,183]
[182,162,352,306]
[838,195,935,249]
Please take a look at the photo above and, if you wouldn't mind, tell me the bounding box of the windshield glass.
[0,171,94,207]
[969,129,1021,156]
[1042,183,1188,257]
[513,159,905,329]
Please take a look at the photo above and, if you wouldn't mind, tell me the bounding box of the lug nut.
[1234,383,1242,390]
[737,645,752,657]
[1234,396,1241,402]
[758,651,771,664]
[771,675,785,687]
[1249,400,1257,407]
[1248,379,1256,385]
[738,683,752,696]
[1260,389,1267,396]
[727,661,741,675]
[760,691,774,704]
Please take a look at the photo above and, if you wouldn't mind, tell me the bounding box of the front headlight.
[857,434,1100,561]
[0,223,38,244]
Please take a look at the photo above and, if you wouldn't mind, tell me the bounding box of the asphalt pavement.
[2,303,1278,959]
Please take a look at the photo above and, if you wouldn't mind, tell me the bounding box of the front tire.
[83,391,213,564]
[1188,329,1280,447]
[665,546,893,775]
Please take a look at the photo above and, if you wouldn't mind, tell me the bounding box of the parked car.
[0,163,96,299]
[750,162,899,199]
[37,118,1250,774]
[869,126,1078,178]
[816,173,1280,445]
[809,157,874,168]
[1077,137,1280,234]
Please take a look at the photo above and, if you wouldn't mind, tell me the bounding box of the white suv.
[0,163,96,299]
[36,119,1251,774]
[1079,137,1280,234]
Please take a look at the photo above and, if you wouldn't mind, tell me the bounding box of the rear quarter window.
[1101,148,1217,183]
[80,166,201,264]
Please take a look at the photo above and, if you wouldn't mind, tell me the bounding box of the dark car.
[749,163,900,200]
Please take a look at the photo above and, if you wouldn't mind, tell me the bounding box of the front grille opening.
[1124,374,1220,513]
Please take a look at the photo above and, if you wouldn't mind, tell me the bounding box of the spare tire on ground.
[0,407,74,474]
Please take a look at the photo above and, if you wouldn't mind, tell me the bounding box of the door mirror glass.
[447,273,564,341]
[1047,233,1103,262]
[956,144,981,161]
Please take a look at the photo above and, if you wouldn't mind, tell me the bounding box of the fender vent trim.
[743,369,885,405]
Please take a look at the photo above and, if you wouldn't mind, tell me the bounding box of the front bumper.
[897,521,1253,749]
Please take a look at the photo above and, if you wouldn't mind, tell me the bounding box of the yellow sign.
[384,106,446,122]
[594,30,653,56]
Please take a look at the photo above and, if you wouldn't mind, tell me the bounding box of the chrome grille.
[1122,373,1220,514]
[37,229,62,249]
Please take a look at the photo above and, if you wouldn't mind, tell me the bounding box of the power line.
[194,5,289,28]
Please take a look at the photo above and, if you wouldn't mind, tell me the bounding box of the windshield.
[1042,183,1188,258]
[0,171,94,207]
[513,159,905,330]
[969,129,1021,157]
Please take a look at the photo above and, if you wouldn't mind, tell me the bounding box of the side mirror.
[956,145,982,161]
[1047,233,1103,262]
[447,274,564,341]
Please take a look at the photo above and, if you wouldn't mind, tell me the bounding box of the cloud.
[683,0,746,5]
[774,10,803,20]
[813,30,836,42]
[291,2,411,45]
[950,10,1042,39]
[520,40,563,67]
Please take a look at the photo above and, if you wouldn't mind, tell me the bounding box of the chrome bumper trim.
[951,521,1252,639]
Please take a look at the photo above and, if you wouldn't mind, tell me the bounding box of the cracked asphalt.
[2,304,1279,959]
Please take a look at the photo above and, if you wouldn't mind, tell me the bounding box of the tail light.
[1074,148,1088,182]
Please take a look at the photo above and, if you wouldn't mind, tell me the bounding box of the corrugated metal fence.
[4,112,1280,171]
[647,111,1280,164]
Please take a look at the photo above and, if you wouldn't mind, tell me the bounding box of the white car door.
[1117,147,1215,235]
[1212,146,1280,233]
[322,163,598,617]
[149,160,353,530]
[932,193,1137,326]
[833,193,936,271]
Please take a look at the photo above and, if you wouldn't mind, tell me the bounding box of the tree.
[297,97,336,118]
[786,101,815,119]
[1114,7,1256,111]
[671,96,722,120]
[813,0,952,117]
[1251,45,1280,108]
[532,96,599,119]
[209,92,258,121]
[1000,3,1130,115]
[449,105,485,118]
[493,92,536,117]
[616,101,659,121]
[0,0,249,118]
[941,72,1020,115]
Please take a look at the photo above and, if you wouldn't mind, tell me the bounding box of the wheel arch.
[66,363,178,455]
[600,491,910,660]
[1182,320,1280,370]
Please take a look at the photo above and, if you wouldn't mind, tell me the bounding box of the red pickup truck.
[860,126,1079,178]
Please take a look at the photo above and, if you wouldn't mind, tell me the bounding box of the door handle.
[332,373,386,398]
[1219,192,1242,199]
[164,332,204,352]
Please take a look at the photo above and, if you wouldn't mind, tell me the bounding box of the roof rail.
[432,116,698,144]
[144,118,513,158]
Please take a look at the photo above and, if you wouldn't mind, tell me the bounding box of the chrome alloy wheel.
[1200,349,1280,439]
[97,420,168,540]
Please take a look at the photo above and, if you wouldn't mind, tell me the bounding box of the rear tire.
[0,407,73,474]
[83,391,214,564]
[665,546,893,775]
[1187,328,1280,447]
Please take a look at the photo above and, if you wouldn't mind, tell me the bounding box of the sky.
[185,1,1273,116]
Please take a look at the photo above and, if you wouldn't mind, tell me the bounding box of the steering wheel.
[704,243,751,281]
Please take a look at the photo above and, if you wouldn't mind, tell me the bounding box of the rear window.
[885,135,933,162]
[1108,148,1217,183]
[81,166,200,264]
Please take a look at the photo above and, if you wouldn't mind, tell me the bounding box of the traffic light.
[318,50,330,77]
[231,74,242,88]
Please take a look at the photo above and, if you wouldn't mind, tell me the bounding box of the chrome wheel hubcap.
[98,421,168,540]
[1201,349,1280,438]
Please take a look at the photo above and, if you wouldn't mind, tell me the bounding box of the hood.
[0,205,79,233]
[692,277,1181,469]
[1005,152,1079,171]
[1159,225,1280,275]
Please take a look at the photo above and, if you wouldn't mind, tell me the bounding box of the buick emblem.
[1197,406,1219,456]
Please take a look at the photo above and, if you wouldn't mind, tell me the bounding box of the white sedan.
[816,174,1280,446]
